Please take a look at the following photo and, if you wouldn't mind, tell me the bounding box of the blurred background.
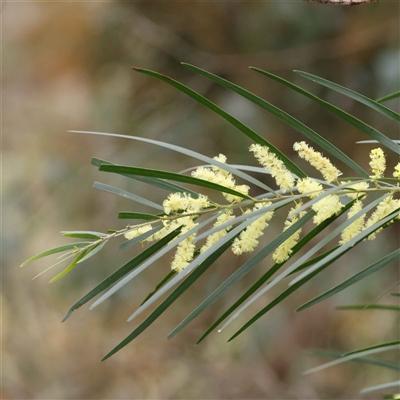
[3,1,399,398]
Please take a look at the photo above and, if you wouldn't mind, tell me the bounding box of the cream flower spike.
[369,148,386,180]
[393,162,400,179]
[249,144,294,192]
[293,141,342,183]
[191,154,250,203]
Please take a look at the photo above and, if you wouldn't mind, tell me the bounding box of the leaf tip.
[62,310,73,322]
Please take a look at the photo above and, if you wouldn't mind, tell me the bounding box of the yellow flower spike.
[339,200,365,245]
[124,224,153,240]
[249,144,294,193]
[296,177,324,198]
[293,141,342,183]
[231,202,274,255]
[393,162,400,179]
[364,196,400,240]
[272,202,306,264]
[312,195,343,225]
[200,210,235,254]
[369,147,386,180]
[191,154,250,203]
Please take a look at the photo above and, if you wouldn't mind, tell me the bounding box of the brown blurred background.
[3,1,399,399]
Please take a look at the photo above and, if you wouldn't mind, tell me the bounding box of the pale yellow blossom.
[364,196,400,240]
[272,202,306,263]
[249,144,294,192]
[312,195,343,225]
[369,148,386,180]
[393,163,400,179]
[342,181,370,199]
[192,154,250,203]
[171,217,198,272]
[163,192,210,215]
[124,224,153,240]
[293,141,342,183]
[200,210,235,254]
[231,202,274,255]
[296,177,323,198]
[339,200,365,245]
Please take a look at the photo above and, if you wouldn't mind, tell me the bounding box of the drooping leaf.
[343,341,400,357]
[182,63,368,178]
[309,349,400,371]
[167,211,315,340]
[61,231,107,240]
[297,248,400,311]
[92,158,199,197]
[118,212,161,220]
[140,270,177,306]
[130,69,305,179]
[72,130,277,192]
[101,235,237,361]
[293,70,400,123]
[20,242,89,267]
[49,249,90,283]
[197,201,355,343]
[360,381,400,395]
[305,343,400,376]
[93,181,163,211]
[62,228,182,322]
[90,214,219,311]
[336,305,400,311]
[99,164,252,200]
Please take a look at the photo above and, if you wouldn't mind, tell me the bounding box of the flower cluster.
[231,202,274,255]
[369,148,386,180]
[272,202,306,263]
[192,154,250,203]
[293,141,342,183]
[249,144,294,192]
[123,142,399,272]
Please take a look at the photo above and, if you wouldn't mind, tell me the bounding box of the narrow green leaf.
[20,242,89,267]
[61,231,106,240]
[255,68,399,155]
[224,196,388,332]
[297,248,400,311]
[309,349,400,371]
[289,204,400,286]
[101,236,236,361]
[228,249,349,342]
[140,270,176,306]
[92,158,199,197]
[343,341,400,357]
[304,344,400,376]
[99,164,252,200]
[62,228,181,322]
[167,211,314,340]
[73,130,276,193]
[182,63,368,177]
[391,293,400,297]
[78,241,107,263]
[336,305,400,311]
[118,212,161,220]
[91,214,219,311]
[376,91,400,103]
[131,68,305,179]
[49,249,89,283]
[293,70,400,123]
[360,381,400,395]
[93,181,163,211]
[197,202,354,344]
